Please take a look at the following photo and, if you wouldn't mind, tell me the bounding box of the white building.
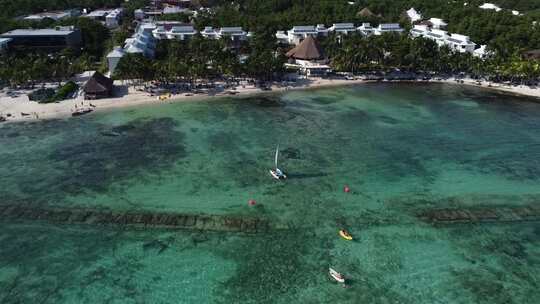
[329,23,357,35]
[374,24,404,35]
[85,9,110,21]
[105,9,124,28]
[201,26,219,39]
[357,23,375,36]
[124,24,156,58]
[281,25,330,45]
[134,9,145,20]
[409,25,477,54]
[473,45,493,59]
[446,34,476,53]
[410,24,429,38]
[429,18,447,29]
[406,8,422,23]
[106,46,125,74]
[217,27,247,41]
[479,3,502,12]
[0,38,11,52]
[23,10,79,21]
[286,26,318,45]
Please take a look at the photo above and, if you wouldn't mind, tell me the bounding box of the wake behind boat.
[270,145,287,180]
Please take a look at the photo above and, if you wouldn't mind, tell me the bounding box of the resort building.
[23,9,80,21]
[357,23,375,36]
[445,34,477,53]
[105,9,124,28]
[124,24,156,58]
[201,26,219,39]
[406,8,422,23]
[217,27,248,41]
[0,38,11,52]
[280,25,329,45]
[106,47,126,75]
[428,18,448,30]
[152,23,197,40]
[285,36,331,76]
[410,24,429,38]
[473,45,493,59]
[373,24,404,35]
[479,3,502,12]
[409,25,477,54]
[329,23,357,35]
[134,9,145,20]
[0,26,82,51]
[84,9,110,21]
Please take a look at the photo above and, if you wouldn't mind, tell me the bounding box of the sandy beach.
[1,76,539,123]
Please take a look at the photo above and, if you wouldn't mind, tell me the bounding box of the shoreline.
[1,77,539,124]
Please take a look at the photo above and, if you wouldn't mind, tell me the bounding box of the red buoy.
[344,185,350,193]
[248,199,257,206]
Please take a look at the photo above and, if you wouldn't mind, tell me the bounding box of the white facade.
[153,25,197,40]
[446,34,476,53]
[409,25,477,54]
[124,24,156,58]
[201,27,218,39]
[283,25,329,45]
[217,27,247,41]
[357,23,375,36]
[479,3,502,12]
[329,23,357,35]
[429,18,447,29]
[374,24,404,35]
[406,8,422,23]
[105,9,123,28]
[134,9,145,20]
[107,46,125,74]
[0,38,11,52]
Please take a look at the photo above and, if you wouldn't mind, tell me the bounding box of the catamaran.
[329,267,345,283]
[270,145,287,180]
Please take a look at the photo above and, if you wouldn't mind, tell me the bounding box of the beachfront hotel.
[410,24,477,54]
[0,26,82,51]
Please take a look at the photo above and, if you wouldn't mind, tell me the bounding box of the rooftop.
[291,26,317,32]
[1,27,77,37]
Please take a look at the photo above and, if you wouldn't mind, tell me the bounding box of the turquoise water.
[1,83,539,303]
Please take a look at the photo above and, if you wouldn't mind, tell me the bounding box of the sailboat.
[270,145,287,180]
[329,267,346,283]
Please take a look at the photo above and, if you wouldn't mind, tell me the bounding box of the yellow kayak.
[339,229,353,241]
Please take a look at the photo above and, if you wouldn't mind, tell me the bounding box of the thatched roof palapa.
[286,36,324,60]
[523,49,540,60]
[84,71,113,94]
[357,7,375,18]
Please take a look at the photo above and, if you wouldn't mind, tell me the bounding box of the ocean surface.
[1,83,539,303]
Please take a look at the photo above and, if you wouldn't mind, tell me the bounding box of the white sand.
[1,77,538,123]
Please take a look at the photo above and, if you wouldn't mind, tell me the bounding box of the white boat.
[270,145,287,180]
[329,267,345,283]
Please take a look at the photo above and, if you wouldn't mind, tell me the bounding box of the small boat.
[329,268,345,283]
[270,145,287,180]
[72,107,93,117]
[339,229,353,241]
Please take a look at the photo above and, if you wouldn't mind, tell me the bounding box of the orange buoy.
[248,199,257,206]
[344,185,350,193]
